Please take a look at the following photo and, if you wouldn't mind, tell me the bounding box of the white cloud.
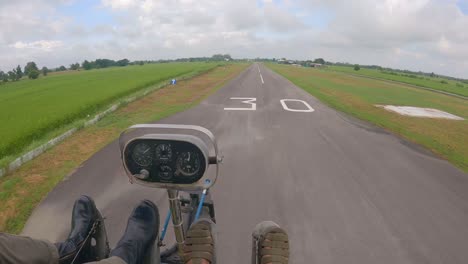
[101,0,134,9]
[10,40,63,51]
[0,0,468,78]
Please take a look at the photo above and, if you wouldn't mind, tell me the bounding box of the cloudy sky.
[1,0,467,78]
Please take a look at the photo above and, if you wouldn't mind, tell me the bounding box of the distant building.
[277,59,287,64]
[309,63,325,68]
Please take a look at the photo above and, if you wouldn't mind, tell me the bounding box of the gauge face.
[159,165,173,180]
[131,142,153,167]
[176,152,201,177]
[155,143,173,162]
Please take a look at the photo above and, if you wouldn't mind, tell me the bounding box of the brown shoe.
[252,221,289,264]
[183,220,215,264]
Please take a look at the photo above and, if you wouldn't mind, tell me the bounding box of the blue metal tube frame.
[160,209,172,242]
[194,189,207,222]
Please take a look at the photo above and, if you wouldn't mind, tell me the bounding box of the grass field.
[0,63,249,233]
[0,62,218,165]
[329,65,468,97]
[268,64,468,172]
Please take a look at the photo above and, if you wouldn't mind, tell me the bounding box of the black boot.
[110,200,159,264]
[55,195,101,264]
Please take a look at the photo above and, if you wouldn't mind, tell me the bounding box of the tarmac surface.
[23,63,468,264]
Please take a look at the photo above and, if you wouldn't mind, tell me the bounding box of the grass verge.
[268,64,468,172]
[329,65,468,97]
[0,62,219,163]
[0,63,249,234]
[0,64,219,170]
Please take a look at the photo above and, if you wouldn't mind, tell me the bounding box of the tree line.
[0,61,68,83]
[0,63,44,82]
[0,58,133,84]
[0,54,235,85]
[332,62,468,82]
[272,58,467,82]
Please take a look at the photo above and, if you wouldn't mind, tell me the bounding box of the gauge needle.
[143,148,150,154]
[187,152,191,161]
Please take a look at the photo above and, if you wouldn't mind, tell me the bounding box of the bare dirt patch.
[24,174,46,184]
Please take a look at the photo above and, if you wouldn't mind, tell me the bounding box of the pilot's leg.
[0,233,59,264]
[1,195,107,264]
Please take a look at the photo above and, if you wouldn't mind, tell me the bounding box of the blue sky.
[458,0,468,14]
[57,0,114,28]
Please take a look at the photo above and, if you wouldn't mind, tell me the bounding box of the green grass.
[0,63,249,234]
[329,65,468,97]
[268,64,468,172]
[0,63,218,162]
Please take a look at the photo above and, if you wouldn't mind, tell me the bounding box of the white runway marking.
[224,97,257,111]
[280,99,315,112]
[260,74,264,84]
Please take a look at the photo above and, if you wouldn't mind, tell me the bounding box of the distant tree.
[69,63,80,70]
[82,60,92,70]
[211,54,228,61]
[58,65,67,71]
[138,61,144,66]
[117,59,129,67]
[94,59,116,68]
[42,66,49,76]
[354,64,360,71]
[430,72,436,78]
[15,65,23,80]
[8,71,16,81]
[0,71,5,83]
[28,69,40,79]
[24,61,38,76]
[313,58,326,64]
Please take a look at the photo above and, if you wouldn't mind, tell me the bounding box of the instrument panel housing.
[122,134,212,190]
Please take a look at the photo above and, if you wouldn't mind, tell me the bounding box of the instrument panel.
[124,139,207,184]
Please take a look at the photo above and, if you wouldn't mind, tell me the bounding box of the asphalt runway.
[23,63,468,264]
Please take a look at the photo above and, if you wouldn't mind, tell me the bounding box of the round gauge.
[131,142,153,167]
[155,144,173,162]
[159,165,173,180]
[176,152,201,177]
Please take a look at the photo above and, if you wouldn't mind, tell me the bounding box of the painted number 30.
[224,97,314,112]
